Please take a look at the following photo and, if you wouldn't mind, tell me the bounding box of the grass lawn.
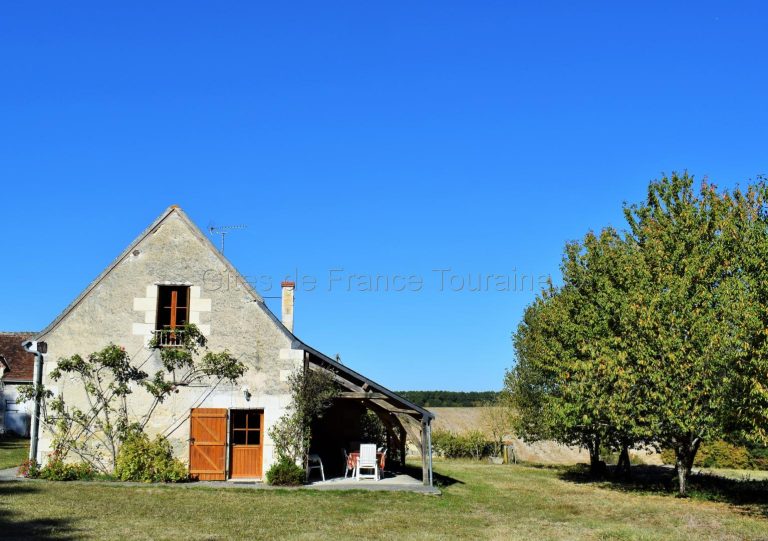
[0,435,29,470]
[1,460,767,540]
[699,468,768,482]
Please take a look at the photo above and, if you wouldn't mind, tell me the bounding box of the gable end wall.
[37,212,301,473]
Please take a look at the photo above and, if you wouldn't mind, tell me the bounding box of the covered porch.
[298,344,435,487]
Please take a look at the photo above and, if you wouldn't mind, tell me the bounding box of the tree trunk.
[615,443,631,479]
[676,455,688,497]
[686,438,701,477]
[674,437,700,497]
[588,434,603,477]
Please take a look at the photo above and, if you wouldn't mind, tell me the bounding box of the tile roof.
[0,332,37,383]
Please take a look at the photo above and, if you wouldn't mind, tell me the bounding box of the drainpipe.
[427,420,433,487]
[23,340,44,463]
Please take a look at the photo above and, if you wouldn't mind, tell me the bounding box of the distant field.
[2,461,766,540]
[430,407,663,466]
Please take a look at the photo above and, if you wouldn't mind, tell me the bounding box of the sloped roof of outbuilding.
[0,332,37,382]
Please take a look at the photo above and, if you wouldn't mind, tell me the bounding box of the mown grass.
[0,435,28,470]
[1,459,767,540]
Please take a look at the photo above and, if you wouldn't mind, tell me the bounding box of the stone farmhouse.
[25,206,434,484]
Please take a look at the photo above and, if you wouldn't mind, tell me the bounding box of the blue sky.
[1,2,766,390]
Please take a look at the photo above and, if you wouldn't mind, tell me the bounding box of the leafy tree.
[508,173,768,495]
[268,367,338,468]
[718,182,768,443]
[359,410,387,448]
[507,228,639,476]
[480,395,514,457]
[623,174,768,495]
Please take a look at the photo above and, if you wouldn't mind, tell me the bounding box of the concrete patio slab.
[307,473,440,494]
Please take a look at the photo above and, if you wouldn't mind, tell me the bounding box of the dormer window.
[156,285,190,331]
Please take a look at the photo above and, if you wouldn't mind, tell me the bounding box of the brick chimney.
[281,281,295,333]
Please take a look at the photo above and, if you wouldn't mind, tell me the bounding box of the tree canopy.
[506,173,768,495]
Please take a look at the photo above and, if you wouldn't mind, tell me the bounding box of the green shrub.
[266,457,305,486]
[431,429,494,460]
[660,440,756,470]
[465,430,492,460]
[115,431,188,483]
[747,445,768,470]
[660,448,676,465]
[432,429,465,458]
[696,440,750,470]
[37,453,94,481]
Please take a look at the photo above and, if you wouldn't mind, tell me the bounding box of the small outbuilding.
[0,332,36,436]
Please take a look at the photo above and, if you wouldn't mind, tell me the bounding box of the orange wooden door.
[189,408,228,481]
[230,410,264,478]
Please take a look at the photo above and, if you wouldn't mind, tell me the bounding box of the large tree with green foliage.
[623,174,768,495]
[507,173,768,495]
[507,227,639,475]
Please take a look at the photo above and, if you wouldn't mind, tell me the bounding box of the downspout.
[23,340,44,463]
[427,419,433,487]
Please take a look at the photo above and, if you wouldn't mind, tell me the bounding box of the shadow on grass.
[0,483,79,540]
[558,464,768,517]
[0,434,28,449]
[400,463,464,489]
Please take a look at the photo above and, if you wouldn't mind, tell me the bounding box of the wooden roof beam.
[338,392,388,400]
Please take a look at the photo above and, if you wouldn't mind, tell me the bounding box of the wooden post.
[421,420,429,486]
[399,425,407,468]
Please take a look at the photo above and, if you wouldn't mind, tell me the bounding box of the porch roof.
[296,341,435,423]
[298,341,435,487]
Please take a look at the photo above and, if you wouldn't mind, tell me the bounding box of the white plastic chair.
[307,454,325,482]
[356,444,379,481]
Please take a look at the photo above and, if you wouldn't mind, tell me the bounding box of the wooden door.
[230,410,264,478]
[189,408,227,481]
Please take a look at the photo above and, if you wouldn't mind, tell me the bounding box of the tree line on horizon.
[505,173,768,496]
[397,390,500,407]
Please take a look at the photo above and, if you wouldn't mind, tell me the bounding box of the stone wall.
[36,210,302,473]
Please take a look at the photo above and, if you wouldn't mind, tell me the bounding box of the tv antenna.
[208,224,247,254]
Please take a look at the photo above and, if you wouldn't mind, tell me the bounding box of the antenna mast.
[208,224,247,254]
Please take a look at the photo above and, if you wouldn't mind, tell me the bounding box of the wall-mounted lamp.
[242,387,252,402]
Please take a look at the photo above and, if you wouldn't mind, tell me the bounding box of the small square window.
[232,411,248,430]
[231,411,261,446]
